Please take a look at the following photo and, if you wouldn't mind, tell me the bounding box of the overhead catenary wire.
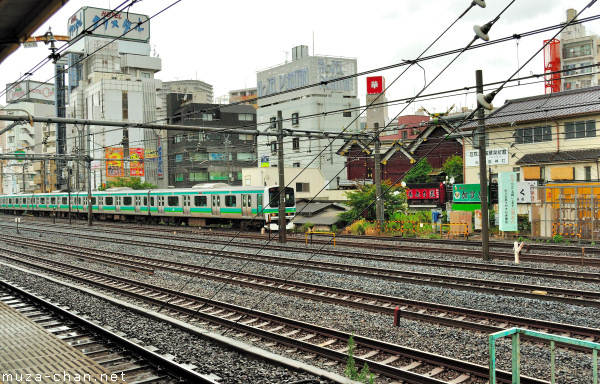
[161,0,504,327]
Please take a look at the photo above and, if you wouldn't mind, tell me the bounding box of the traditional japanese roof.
[515,149,600,165]
[337,139,371,156]
[464,86,600,130]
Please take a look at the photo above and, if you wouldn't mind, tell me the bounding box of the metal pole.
[22,162,25,192]
[476,70,490,261]
[87,124,93,226]
[277,110,286,244]
[374,136,384,233]
[42,160,46,193]
[68,168,72,225]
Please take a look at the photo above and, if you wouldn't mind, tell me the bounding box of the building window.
[401,131,408,139]
[237,152,254,161]
[189,172,208,181]
[269,117,277,129]
[187,133,199,141]
[513,167,521,182]
[343,111,352,117]
[296,182,309,192]
[207,133,221,141]
[239,133,253,141]
[565,120,596,139]
[515,126,552,144]
[270,141,277,153]
[293,162,300,168]
[585,166,592,181]
[175,154,183,162]
[238,113,253,121]
[293,137,300,150]
[202,113,213,121]
[122,91,128,121]
[292,113,299,125]
[141,72,151,78]
[175,173,183,181]
[189,152,209,162]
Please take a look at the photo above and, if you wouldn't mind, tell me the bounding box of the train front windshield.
[268,187,295,207]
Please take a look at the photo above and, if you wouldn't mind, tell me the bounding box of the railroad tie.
[448,374,471,384]
[358,350,379,359]
[400,361,422,370]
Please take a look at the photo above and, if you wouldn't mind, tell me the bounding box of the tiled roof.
[464,86,600,129]
[515,149,600,165]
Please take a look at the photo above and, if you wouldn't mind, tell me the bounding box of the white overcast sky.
[2,0,600,118]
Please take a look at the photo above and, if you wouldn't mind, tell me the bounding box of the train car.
[0,184,296,229]
[405,182,447,208]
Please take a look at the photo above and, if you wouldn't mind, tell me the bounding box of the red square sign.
[367,76,384,94]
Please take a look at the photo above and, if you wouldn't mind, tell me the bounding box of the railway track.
[3,222,600,284]
[5,233,598,347]
[2,215,599,264]
[0,279,217,383]
[0,247,546,384]
[3,225,600,308]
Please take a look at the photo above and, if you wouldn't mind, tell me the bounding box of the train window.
[61,197,67,205]
[257,194,262,208]
[40,198,45,204]
[91,197,97,205]
[123,196,133,205]
[167,196,179,206]
[144,197,148,206]
[194,196,207,207]
[225,195,236,207]
[8,198,12,204]
[51,197,56,204]
[242,195,247,207]
[150,197,155,206]
[248,195,252,206]
[105,196,114,205]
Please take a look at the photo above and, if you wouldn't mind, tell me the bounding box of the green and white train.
[0,183,296,228]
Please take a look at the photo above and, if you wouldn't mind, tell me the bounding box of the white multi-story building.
[559,8,600,90]
[256,45,360,190]
[66,7,162,189]
[2,81,56,193]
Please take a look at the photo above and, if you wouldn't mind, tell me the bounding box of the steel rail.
[0,249,547,384]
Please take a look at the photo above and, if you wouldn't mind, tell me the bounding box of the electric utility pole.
[277,110,286,244]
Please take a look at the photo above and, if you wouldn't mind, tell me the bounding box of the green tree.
[442,155,463,183]
[338,180,407,224]
[101,177,157,190]
[403,158,432,183]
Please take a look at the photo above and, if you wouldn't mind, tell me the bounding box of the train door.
[242,194,252,217]
[158,196,165,215]
[115,196,121,213]
[257,193,264,218]
[135,196,141,214]
[183,195,191,215]
[211,195,220,216]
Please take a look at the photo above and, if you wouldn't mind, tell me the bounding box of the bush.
[299,222,314,233]
[553,234,564,243]
[518,215,531,233]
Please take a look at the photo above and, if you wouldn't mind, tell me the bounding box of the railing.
[305,230,336,246]
[489,327,600,384]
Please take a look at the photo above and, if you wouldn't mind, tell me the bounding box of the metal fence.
[531,184,600,241]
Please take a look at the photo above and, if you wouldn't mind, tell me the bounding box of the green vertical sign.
[499,172,518,231]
